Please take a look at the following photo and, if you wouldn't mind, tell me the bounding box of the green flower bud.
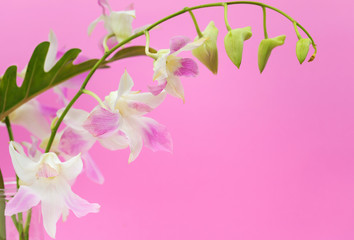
[258,35,286,73]
[296,38,312,64]
[224,26,252,69]
[192,21,219,74]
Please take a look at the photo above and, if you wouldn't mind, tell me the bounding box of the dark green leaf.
[108,46,156,62]
[0,43,152,121]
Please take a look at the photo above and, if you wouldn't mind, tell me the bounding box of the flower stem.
[44,1,317,152]
[188,10,203,38]
[293,21,302,39]
[82,89,106,108]
[24,209,32,240]
[223,3,232,31]
[144,31,157,59]
[262,6,268,39]
[4,117,26,240]
[103,33,115,53]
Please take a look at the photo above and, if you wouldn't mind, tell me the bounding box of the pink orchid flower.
[5,142,100,238]
[56,108,107,184]
[83,70,173,163]
[149,36,206,101]
[88,0,136,44]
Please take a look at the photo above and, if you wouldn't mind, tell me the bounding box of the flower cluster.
[0,0,316,238]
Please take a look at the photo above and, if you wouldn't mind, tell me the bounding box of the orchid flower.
[56,108,106,184]
[83,70,172,163]
[4,99,54,139]
[149,36,206,101]
[5,142,100,238]
[88,0,135,44]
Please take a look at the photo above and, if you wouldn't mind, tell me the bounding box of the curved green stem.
[262,6,268,39]
[103,33,115,53]
[223,3,232,31]
[144,31,157,59]
[188,10,203,38]
[293,21,302,39]
[4,117,27,240]
[82,89,106,108]
[45,1,317,152]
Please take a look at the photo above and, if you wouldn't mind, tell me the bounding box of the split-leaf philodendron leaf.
[0,42,154,121]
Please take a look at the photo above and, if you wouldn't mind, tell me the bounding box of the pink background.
[1,0,354,239]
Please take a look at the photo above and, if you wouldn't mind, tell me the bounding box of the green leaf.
[0,43,152,121]
[107,46,156,62]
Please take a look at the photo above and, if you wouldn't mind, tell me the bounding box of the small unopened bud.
[258,35,286,73]
[296,38,311,64]
[224,26,252,69]
[192,21,219,74]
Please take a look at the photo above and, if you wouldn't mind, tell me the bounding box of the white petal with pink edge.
[9,100,51,139]
[83,107,120,137]
[141,117,173,153]
[5,186,40,216]
[82,153,105,184]
[170,36,191,53]
[174,58,198,77]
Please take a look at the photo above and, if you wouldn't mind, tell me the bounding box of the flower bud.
[192,21,219,74]
[224,26,252,69]
[296,38,311,64]
[258,35,286,73]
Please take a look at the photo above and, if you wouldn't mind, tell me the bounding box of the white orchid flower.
[88,0,135,43]
[5,142,100,238]
[150,36,206,101]
[82,70,172,163]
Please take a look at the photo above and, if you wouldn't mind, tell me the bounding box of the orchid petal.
[64,190,100,218]
[98,0,112,15]
[174,58,198,77]
[22,136,41,160]
[9,100,51,139]
[174,37,207,54]
[105,10,135,42]
[148,81,167,96]
[82,153,104,184]
[127,91,166,109]
[170,36,191,53]
[59,128,95,156]
[44,30,58,72]
[165,75,185,101]
[141,117,173,153]
[53,86,69,106]
[39,104,59,119]
[117,70,134,99]
[122,120,143,163]
[5,186,40,216]
[153,51,169,81]
[98,130,129,150]
[57,108,89,130]
[41,194,64,238]
[61,154,83,183]
[9,142,38,183]
[83,107,119,137]
[128,132,143,163]
[88,15,104,36]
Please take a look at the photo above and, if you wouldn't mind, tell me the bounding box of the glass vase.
[0,178,44,240]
